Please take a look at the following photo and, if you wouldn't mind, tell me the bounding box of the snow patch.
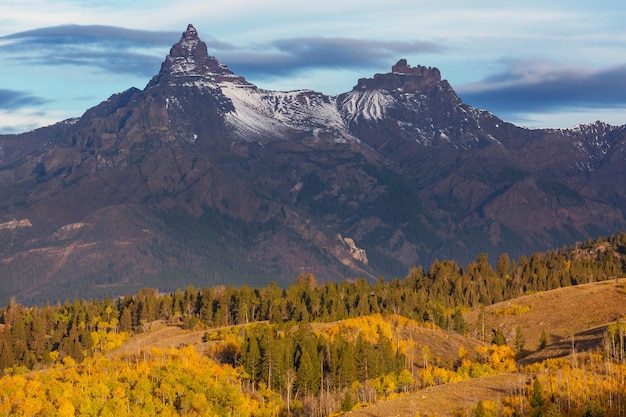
[340,90,396,123]
[216,82,354,142]
[0,219,32,230]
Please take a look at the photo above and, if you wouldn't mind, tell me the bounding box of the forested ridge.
[1,232,625,416]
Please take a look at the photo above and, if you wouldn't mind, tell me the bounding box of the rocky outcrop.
[355,59,442,92]
[338,234,369,265]
[0,219,32,230]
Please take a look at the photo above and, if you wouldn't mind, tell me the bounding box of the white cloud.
[509,108,626,130]
[0,108,69,134]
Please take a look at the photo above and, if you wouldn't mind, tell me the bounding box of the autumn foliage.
[0,232,625,415]
[0,346,276,416]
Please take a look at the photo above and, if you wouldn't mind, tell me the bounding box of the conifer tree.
[296,348,319,395]
[336,338,357,387]
[28,315,47,357]
[10,318,28,362]
[119,307,132,332]
[452,307,467,335]
[514,325,525,356]
[0,340,15,370]
[539,329,549,350]
[355,334,374,381]
[530,378,544,416]
[242,334,261,388]
[492,328,506,346]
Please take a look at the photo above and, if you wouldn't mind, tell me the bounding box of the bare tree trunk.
[285,368,296,414]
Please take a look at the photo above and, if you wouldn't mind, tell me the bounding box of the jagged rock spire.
[146,24,245,88]
[354,59,443,92]
[168,24,206,62]
[392,59,441,82]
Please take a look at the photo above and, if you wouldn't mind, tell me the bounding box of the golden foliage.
[321,313,394,344]
[91,330,130,353]
[527,352,626,416]
[0,346,280,416]
[493,304,531,317]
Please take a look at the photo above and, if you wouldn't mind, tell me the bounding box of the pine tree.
[514,326,525,355]
[355,334,375,381]
[0,340,15,370]
[336,339,357,387]
[296,347,320,395]
[62,325,85,362]
[198,288,214,326]
[473,400,487,417]
[119,307,132,332]
[341,390,355,412]
[10,318,28,362]
[243,334,261,388]
[582,401,605,417]
[375,333,396,376]
[492,328,506,346]
[452,307,467,335]
[539,329,549,350]
[28,315,48,357]
[496,253,511,280]
[530,378,544,415]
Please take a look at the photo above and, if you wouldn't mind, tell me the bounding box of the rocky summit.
[1,24,625,304]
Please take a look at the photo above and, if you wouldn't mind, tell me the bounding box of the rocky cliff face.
[1,24,625,304]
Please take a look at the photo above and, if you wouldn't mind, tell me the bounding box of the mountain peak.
[146,24,245,88]
[354,59,443,92]
[184,23,198,39]
[391,59,441,82]
[175,24,202,57]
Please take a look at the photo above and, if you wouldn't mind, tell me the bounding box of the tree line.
[0,233,625,415]
[1,232,624,372]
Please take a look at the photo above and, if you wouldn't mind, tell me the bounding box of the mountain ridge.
[0,24,625,305]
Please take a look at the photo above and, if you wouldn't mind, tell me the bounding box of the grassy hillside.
[344,373,531,417]
[464,277,626,360]
[346,278,626,417]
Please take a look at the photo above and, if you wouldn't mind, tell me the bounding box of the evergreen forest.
[1,232,626,416]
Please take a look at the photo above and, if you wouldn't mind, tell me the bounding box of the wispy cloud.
[2,25,179,46]
[0,88,48,110]
[219,37,444,81]
[1,25,444,81]
[0,25,180,76]
[0,107,63,134]
[457,60,626,117]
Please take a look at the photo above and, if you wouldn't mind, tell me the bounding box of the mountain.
[1,24,625,305]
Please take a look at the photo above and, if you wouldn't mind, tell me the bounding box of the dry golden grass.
[343,279,626,416]
[106,322,207,358]
[464,278,626,362]
[344,372,531,417]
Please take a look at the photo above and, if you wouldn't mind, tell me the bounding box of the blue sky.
[1,1,626,133]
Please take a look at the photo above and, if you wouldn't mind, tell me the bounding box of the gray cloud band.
[458,63,626,114]
[0,89,48,111]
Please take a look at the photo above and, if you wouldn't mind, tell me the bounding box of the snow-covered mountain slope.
[147,24,358,144]
[339,89,397,123]
[218,83,354,142]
